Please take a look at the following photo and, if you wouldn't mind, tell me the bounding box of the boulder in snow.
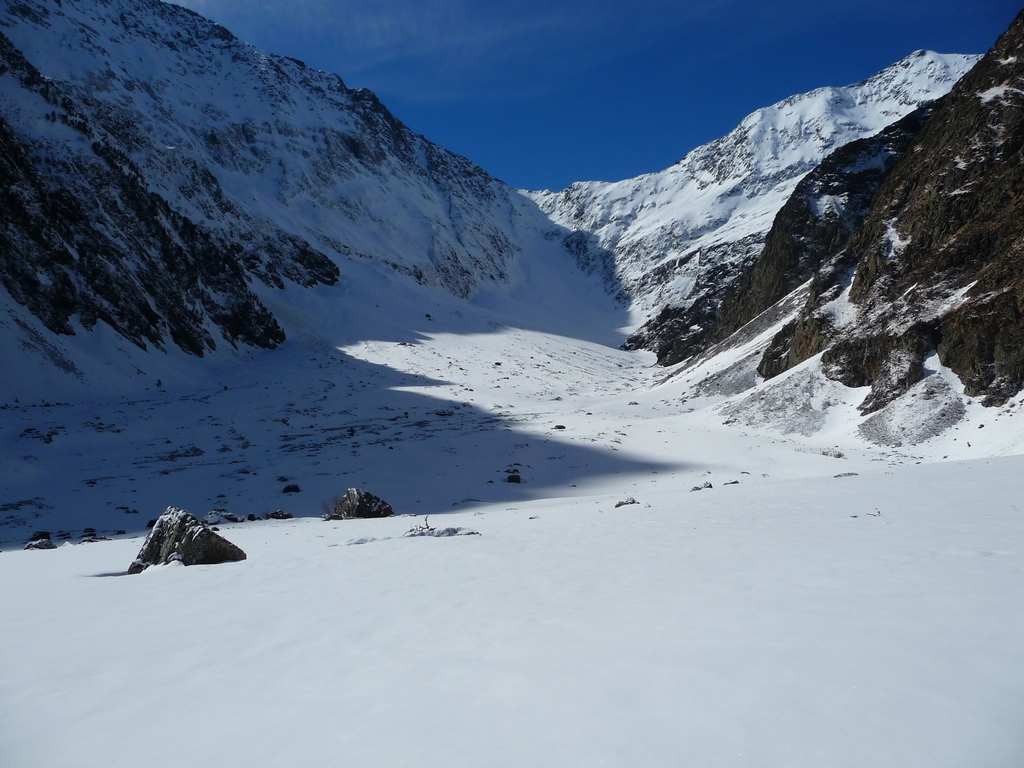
[128,507,246,574]
[322,488,394,520]
[202,509,244,525]
[24,532,56,550]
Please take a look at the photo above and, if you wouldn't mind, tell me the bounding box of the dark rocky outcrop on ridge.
[0,29,319,355]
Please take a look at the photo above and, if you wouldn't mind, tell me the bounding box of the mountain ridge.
[528,50,978,336]
[0,0,584,362]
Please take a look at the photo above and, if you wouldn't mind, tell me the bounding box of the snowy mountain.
[528,51,978,345]
[758,11,1024,413]
[0,0,575,366]
[663,9,1024,451]
[3,7,1024,766]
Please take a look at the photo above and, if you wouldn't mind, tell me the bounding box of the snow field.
[2,458,1023,767]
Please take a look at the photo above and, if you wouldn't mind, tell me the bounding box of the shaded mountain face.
[529,51,977,342]
[752,9,1024,411]
[0,0,553,356]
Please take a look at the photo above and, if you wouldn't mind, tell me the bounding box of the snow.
[5,242,1024,765]
[1,4,1021,765]
[978,85,1024,103]
[3,456,1024,767]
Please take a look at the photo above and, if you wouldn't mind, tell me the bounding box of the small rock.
[724,480,740,486]
[128,507,246,574]
[628,401,639,406]
[834,472,859,478]
[614,497,638,508]
[690,482,713,492]
[247,513,258,521]
[203,509,243,525]
[322,488,394,520]
[554,424,566,430]
[282,484,301,494]
[265,510,293,520]
[507,474,522,484]
[24,538,57,550]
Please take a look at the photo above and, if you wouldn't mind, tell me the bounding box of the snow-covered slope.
[529,51,978,328]
[0,0,577,369]
[2,6,1023,764]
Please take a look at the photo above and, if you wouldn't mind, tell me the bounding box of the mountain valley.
[2,2,1024,766]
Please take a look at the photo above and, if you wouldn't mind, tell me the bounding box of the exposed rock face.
[128,507,246,573]
[758,10,1024,411]
[322,488,394,520]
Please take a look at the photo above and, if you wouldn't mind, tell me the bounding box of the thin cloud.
[172,0,741,100]
[171,0,999,103]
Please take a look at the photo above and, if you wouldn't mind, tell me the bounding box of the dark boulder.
[282,484,301,494]
[322,488,394,520]
[265,509,293,520]
[202,509,243,525]
[128,507,246,574]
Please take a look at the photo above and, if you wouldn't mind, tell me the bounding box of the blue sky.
[175,0,1020,190]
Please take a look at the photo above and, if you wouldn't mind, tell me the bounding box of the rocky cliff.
[756,10,1024,411]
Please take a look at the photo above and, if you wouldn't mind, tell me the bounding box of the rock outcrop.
[322,488,394,520]
[754,10,1024,411]
[128,507,246,573]
[631,102,940,367]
